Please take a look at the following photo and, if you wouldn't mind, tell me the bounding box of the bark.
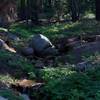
[30,0,40,25]
[70,0,80,22]
[0,1,17,27]
[95,0,100,21]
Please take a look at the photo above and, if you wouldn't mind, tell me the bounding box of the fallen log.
[0,39,16,53]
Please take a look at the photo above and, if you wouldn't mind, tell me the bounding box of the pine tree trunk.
[29,0,39,25]
[18,0,26,20]
[95,0,100,21]
[70,0,80,22]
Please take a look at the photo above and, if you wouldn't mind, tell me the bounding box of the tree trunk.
[18,0,26,20]
[0,0,17,27]
[29,0,40,25]
[95,0,100,21]
[70,0,80,22]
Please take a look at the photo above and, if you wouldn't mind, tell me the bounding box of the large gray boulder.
[29,34,58,56]
[42,47,58,56]
[21,47,34,56]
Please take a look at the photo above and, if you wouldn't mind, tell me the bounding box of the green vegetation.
[0,89,24,100]
[0,19,100,100]
[32,67,100,100]
[0,74,16,85]
[1,0,100,99]
[0,50,36,79]
[10,19,100,40]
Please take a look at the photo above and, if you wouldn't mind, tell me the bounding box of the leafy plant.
[32,67,100,100]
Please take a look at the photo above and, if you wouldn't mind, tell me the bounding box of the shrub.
[32,67,100,100]
[0,50,36,79]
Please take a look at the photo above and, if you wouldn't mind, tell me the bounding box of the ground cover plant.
[0,0,100,99]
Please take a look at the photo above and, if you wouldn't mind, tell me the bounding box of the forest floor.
[0,18,100,100]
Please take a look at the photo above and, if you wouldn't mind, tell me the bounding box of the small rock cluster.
[0,31,100,70]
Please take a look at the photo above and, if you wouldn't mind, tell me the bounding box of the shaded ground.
[0,19,100,100]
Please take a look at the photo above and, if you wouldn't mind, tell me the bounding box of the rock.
[29,34,58,56]
[21,47,34,56]
[7,33,20,41]
[0,96,8,100]
[44,59,54,67]
[76,61,93,72]
[96,35,100,41]
[76,60,100,72]
[55,36,80,53]
[67,40,81,49]
[71,41,100,63]
[67,37,79,43]
[35,60,44,68]
[55,55,68,65]
[21,94,30,100]
[81,35,96,42]
[29,34,53,51]
[42,47,58,56]
[0,31,20,42]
